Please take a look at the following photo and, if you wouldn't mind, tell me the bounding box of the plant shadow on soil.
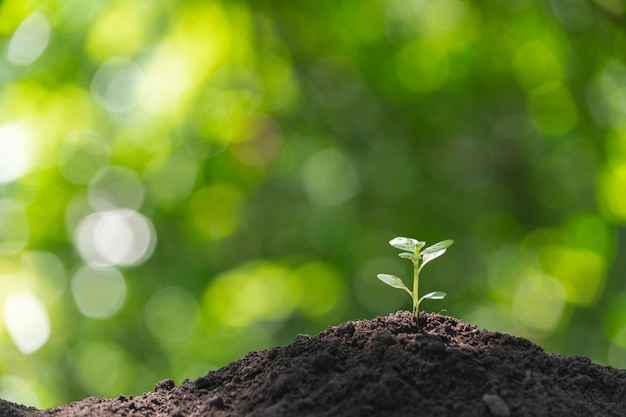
[2,311,626,417]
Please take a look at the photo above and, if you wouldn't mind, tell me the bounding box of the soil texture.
[2,311,626,416]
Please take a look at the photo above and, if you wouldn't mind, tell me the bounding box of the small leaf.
[398,252,415,260]
[422,240,454,255]
[389,237,424,252]
[421,240,454,267]
[422,291,446,300]
[377,274,412,296]
[421,250,447,266]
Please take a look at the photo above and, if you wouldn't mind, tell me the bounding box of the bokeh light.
[189,184,245,240]
[74,209,156,267]
[301,149,361,206]
[91,57,146,113]
[292,262,346,319]
[88,166,145,211]
[0,123,36,184]
[3,292,50,354]
[144,288,199,344]
[6,11,50,66]
[71,266,126,319]
[512,274,566,334]
[202,262,297,328]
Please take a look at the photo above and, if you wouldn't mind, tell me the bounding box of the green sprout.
[377,237,454,319]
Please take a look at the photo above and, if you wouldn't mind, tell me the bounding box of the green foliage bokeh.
[1,0,626,408]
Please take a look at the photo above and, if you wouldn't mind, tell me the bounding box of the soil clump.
[2,311,625,416]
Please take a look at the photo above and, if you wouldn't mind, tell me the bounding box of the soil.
[2,311,626,416]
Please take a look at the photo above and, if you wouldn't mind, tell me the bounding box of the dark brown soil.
[3,311,626,416]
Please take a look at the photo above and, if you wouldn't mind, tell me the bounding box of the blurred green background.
[1,0,626,408]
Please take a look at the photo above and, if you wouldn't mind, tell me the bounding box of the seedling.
[377,237,453,319]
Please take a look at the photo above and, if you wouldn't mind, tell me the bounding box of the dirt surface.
[2,311,626,416]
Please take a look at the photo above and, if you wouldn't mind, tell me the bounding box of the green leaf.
[389,237,424,252]
[398,252,415,260]
[422,291,446,300]
[422,239,454,255]
[377,274,412,296]
[421,239,454,266]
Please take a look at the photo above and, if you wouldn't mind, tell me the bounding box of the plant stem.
[412,257,420,318]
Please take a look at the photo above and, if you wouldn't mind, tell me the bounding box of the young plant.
[377,237,454,319]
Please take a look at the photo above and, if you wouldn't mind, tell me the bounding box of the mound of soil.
[3,311,626,416]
